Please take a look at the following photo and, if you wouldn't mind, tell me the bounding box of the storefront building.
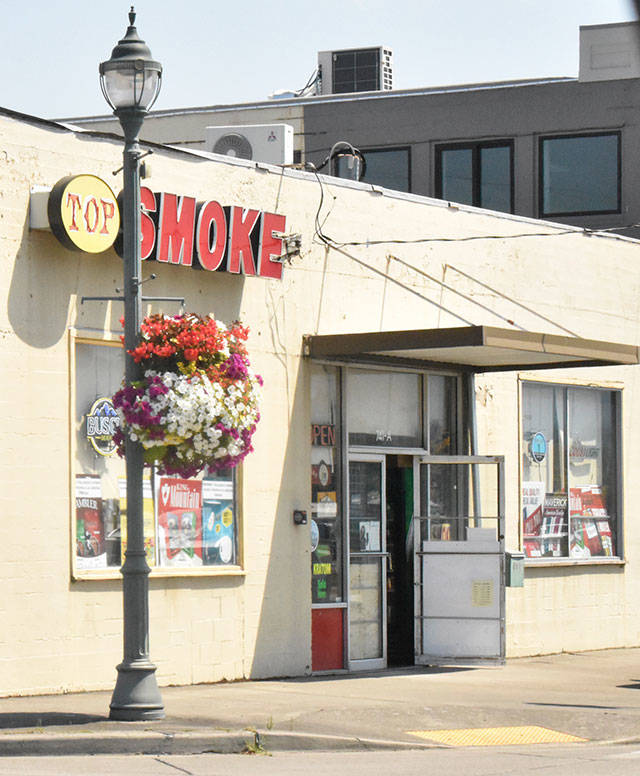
[2,107,640,696]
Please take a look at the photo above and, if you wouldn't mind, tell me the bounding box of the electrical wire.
[295,68,320,97]
[309,164,472,325]
[307,163,586,336]
[323,224,640,248]
[312,142,366,179]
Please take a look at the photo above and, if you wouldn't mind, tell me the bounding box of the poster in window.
[522,481,545,535]
[202,477,235,565]
[157,478,203,567]
[358,520,381,552]
[570,486,613,557]
[119,477,156,565]
[316,491,337,519]
[540,492,568,557]
[75,475,106,569]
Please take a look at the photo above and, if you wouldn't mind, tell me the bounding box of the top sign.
[43,175,287,280]
[47,175,120,254]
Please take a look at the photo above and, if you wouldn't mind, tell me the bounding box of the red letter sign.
[195,200,228,271]
[157,193,196,266]
[258,212,285,279]
[227,206,260,275]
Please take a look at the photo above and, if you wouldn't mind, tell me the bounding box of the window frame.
[538,131,622,219]
[435,139,514,213]
[334,145,412,193]
[519,376,624,565]
[69,329,245,581]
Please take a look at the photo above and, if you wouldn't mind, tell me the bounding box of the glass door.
[413,455,505,664]
[348,455,387,670]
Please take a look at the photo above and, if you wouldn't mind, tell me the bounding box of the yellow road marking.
[408,725,588,746]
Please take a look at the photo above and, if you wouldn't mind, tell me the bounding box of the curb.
[0,728,440,757]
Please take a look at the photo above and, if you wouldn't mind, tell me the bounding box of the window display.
[521,381,620,560]
[310,365,343,603]
[74,340,238,574]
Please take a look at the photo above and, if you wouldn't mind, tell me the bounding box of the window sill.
[72,566,246,582]
[524,557,625,569]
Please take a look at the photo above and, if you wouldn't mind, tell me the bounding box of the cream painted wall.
[2,111,640,695]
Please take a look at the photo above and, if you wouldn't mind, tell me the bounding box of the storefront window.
[74,340,238,574]
[346,369,421,447]
[311,365,343,603]
[521,381,620,560]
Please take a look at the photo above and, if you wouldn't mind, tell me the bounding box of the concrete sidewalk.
[2,648,640,756]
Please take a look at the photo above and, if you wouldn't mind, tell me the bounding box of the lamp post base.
[109,661,165,721]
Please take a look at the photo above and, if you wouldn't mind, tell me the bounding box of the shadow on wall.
[248,354,311,679]
[8,213,249,349]
[8,218,87,348]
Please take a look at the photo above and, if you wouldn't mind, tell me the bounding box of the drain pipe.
[467,373,481,520]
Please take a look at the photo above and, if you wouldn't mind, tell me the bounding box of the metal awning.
[302,325,640,373]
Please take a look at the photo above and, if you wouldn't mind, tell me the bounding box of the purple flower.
[223,353,248,380]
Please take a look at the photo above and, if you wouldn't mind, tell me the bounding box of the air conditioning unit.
[205,124,294,165]
[317,46,393,95]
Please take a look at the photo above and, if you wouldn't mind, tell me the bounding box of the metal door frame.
[346,453,388,671]
[413,454,506,665]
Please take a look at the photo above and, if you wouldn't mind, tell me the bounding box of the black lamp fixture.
[100,7,164,722]
[100,7,162,114]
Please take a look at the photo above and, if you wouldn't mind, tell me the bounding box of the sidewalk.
[2,648,640,756]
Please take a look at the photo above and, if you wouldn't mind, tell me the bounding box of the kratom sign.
[46,175,286,280]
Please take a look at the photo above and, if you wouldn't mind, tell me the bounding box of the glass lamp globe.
[100,7,162,112]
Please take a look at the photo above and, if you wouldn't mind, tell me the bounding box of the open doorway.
[385,455,414,666]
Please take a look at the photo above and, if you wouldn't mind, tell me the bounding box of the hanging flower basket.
[112,313,262,479]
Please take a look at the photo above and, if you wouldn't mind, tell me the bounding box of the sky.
[0,0,637,120]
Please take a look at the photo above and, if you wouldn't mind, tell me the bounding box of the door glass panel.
[420,463,460,540]
[349,460,382,550]
[347,370,421,447]
[349,557,382,660]
[428,375,457,455]
[349,459,384,662]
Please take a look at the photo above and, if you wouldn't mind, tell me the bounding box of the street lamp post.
[100,7,164,721]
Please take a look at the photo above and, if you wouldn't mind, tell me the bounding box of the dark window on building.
[435,141,514,214]
[332,49,380,93]
[539,132,621,217]
[335,147,411,193]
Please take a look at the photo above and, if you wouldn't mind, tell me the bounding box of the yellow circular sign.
[48,174,120,253]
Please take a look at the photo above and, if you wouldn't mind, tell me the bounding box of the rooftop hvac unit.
[205,123,294,165]
[317,46,393,95]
